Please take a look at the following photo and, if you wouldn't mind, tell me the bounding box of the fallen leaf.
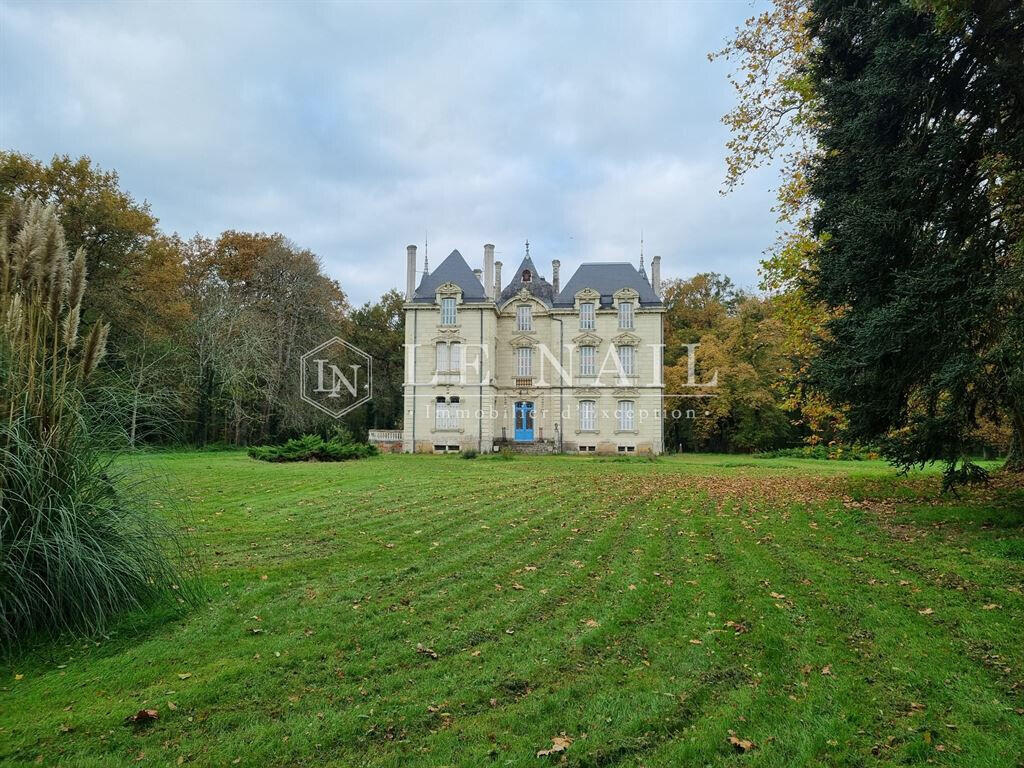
[177,673,192,680]
[770,592,786,599]
[125,708,159,725]
[727,730,756,752]
[690,638,702,645]
[584,619,599,628]
[167,701,177,711]
[981,603,999,610]
[821,665,832,676]
[536,734,572,757]
[918,608,934,616]
[416,643,438,660]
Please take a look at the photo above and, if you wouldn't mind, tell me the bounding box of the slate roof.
[554,262,661,307]
[413,249,488,302]
[497,255,556,307]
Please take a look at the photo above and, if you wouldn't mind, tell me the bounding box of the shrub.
[754,444,880,461]
[1,198,193,649]
[248,432,378,462]
[460,449,478,459]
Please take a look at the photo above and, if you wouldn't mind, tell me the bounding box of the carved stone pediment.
[611,331,641,346]
[431,329,464,341]
[435,282,463,301]
[572,331,602,346]
[613,287,639,302]
[508,334,537,348]
[612,387,640,397]
[574,387,601,398]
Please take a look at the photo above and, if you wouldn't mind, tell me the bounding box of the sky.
[1,0,779,305]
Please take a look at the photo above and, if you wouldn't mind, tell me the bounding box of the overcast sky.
[1,0,778,305]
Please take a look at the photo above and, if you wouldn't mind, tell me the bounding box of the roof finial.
[639,230,647,278]
[525,238,530,258]
[423,232,429,275]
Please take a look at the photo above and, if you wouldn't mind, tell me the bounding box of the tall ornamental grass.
[1,198,192,650]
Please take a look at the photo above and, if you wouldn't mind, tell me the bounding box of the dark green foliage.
[460,449,478,459]
[0,417,193,650]
[807,0,1024,479]
[247,433,378,463]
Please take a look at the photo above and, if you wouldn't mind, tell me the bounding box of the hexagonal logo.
[299,337,372,418]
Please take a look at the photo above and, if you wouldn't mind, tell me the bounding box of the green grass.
[2,452,1023,766]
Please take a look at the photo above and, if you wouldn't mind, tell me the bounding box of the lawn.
[2,451,1023,767]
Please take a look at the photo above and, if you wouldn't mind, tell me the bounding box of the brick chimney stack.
[494,260,503,297]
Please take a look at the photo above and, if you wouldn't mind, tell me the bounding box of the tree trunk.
[1006,406,1024,471]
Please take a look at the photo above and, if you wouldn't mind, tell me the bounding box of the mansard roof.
[413,249,488,303]
[555,262,662,308]
[498,255,556,307]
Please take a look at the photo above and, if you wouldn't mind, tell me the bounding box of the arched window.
[521,269,532,283]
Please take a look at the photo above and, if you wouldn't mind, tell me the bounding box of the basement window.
[578,445,596,453]
[617,445,636,453]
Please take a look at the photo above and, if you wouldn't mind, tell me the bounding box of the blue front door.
[514,401,534,442]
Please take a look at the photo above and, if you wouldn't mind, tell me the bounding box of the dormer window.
[521,269,532,283]
[516,305,532,332]
[440,297,457,325]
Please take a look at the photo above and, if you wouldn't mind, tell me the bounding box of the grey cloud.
[1,0,779,304]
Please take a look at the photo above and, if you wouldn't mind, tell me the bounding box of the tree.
[806,0,1024,480]
[343,290,406,438]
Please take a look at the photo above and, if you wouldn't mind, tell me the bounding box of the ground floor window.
[617,400,635,431]
[435,395,461,431]
[579,399,596,431]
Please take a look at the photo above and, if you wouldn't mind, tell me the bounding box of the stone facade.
[402,243,665,455]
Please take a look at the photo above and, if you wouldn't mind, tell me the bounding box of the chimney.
[494,260,503,296]
[473,268,483,286]
[483,244,495,299]
[551,259,560,294]
[651,255,662,299]
[406,244,417,300]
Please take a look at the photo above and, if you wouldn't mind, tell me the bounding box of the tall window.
[435,396,461,430]
[440,297,457,325]
[618,300,634,329]
[579,345,596,376]
[617,344,635,376]
[435,342,461,372]
[579,400,596,431]
[618,400,635,431]
[516,346,533,377]
[516,305,532,331]
[579,302,595,330]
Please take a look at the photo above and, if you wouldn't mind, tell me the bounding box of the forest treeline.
[0,151,405,447]
[0,146,1016,458]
